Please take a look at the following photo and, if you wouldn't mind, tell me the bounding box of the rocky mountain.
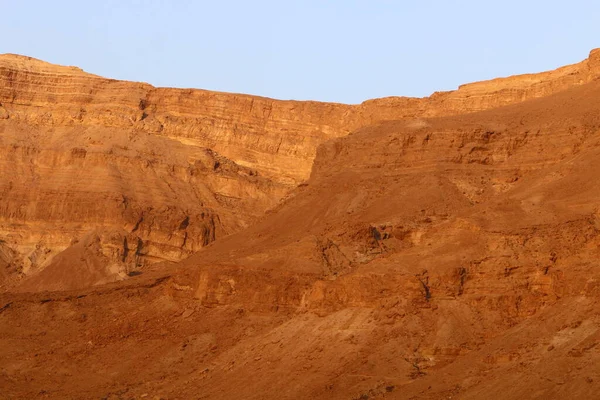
[1,50,600,399]
[1,50,599,291]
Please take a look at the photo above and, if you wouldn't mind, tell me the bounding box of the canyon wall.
[0,49,598,290]
[2,49,599,182]
[2,54,600,399]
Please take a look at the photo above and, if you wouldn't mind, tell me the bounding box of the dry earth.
[1,50,600,399]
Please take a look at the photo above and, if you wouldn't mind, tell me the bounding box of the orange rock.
[1,49,600,400]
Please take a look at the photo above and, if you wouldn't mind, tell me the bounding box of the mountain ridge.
[1,48,600,399]
[1,49,599,291]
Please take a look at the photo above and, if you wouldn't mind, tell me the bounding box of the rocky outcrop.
[0,49,599,290]
[2,49,599,183]
[165,72,600,399]
[2,50,600,399]
[0,124,284,290]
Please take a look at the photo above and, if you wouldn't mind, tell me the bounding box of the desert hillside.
[1,50,600,399]
[1,50,599,291]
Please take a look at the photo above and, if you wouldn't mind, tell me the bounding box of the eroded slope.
[1,50,600,291]
[2,59,600,399]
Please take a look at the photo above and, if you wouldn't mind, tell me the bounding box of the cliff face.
[2,49,599,182]
[0,50,599,290]
[143,72,600,399]
[2,52,600,399]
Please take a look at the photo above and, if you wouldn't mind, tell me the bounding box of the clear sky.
[2,0,599,104]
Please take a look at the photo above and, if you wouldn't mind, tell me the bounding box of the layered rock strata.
[0,49,598,289]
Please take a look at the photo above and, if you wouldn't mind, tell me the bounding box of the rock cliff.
[0,49,599,290]
[1,50,600,399]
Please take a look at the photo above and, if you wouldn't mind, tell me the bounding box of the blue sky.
[2,1,599,103]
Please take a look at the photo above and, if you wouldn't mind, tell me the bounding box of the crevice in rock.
[179,216,190,230]
[416,271,431,301]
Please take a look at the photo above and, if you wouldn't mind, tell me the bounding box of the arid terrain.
[1,49,600,399]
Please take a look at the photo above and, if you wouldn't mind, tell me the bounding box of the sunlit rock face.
[0,49,598,290]
[2,50,600,400]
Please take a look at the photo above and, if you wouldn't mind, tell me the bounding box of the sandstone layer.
[1,50,599,290]
[1,50,600,399]
[2,50,600,184]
